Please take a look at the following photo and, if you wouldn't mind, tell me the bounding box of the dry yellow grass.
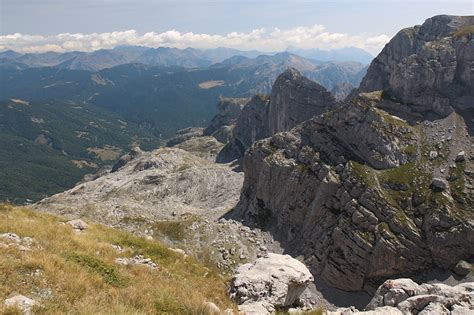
[0,204,235,314]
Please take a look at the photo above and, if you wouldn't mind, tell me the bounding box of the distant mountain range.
[0,48,367,203]
[287,46,374,64]
[0,45,373,72]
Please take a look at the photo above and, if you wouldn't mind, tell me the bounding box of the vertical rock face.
[359,15,474,120]
[232,95,271,155]
[203,97,248,143]
[233,91,473,292]
[331,82,355,102]
[218,68,337,162]
[267,68,336,136]
[217,94,270,162]
[232,15,474,292]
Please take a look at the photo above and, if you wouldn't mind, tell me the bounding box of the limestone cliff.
[232,15,474,293]
[360,15,474,126]
[203,97,248,143]
[218,68,337,162]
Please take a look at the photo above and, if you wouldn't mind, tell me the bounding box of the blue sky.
[0,0,472,54]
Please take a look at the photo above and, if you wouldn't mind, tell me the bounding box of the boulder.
[366,279,474,313]
[230,253,313,313]
[4,295,37,315]
[431,177,448,192]
[452,260,472,276]
[455,151,466,163]
[327,306,402,315]
[115,255,159,270]
[66,219,88,231]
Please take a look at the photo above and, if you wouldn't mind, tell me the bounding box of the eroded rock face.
[267,68,336,136]
[331,82,355,102]
[219,69,337,162]
[360,15,474,120]
[203,97,248,143]
[230,253,314,313]
[232,15,474,293]
[217,94,270,163]
[232,90,473,292]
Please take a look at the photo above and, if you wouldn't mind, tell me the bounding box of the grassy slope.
[0,204,234,314]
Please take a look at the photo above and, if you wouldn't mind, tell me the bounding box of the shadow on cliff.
[222,206,372,309]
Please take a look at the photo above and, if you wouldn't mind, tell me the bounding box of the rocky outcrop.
[217,94,270,162]
[331,82,355,102]
[203,97,248,143]
[219,69,337,162]
[360,15,474,123]
[231,90,473,292]
[111,146,143,172]
[165,127,204,147]
[0,233,34,251]
[34,147,243,224]
[115,255,159,270]
[66,219,88,231]
[267,68,336,135]
[231,15,474,293]
[230,253,314,313]
[366,279,474,314]
[171,135,225,162]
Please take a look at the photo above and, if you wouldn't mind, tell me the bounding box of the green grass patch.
[66,252,127,287]
[350,161,378,187]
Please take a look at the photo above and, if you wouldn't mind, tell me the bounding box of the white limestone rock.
[66,219,88,231]
[230,253,313,313]
[4,295,37,315]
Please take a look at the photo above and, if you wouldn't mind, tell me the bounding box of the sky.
[0,0,472,55]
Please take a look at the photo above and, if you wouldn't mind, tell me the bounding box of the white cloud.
[0,25,391,55]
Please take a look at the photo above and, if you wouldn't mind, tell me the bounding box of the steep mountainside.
[203,97,248,143]
[360,15,474,130]
[230,15,474,293]
[213,52,367,93]
[218,69,337,161]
